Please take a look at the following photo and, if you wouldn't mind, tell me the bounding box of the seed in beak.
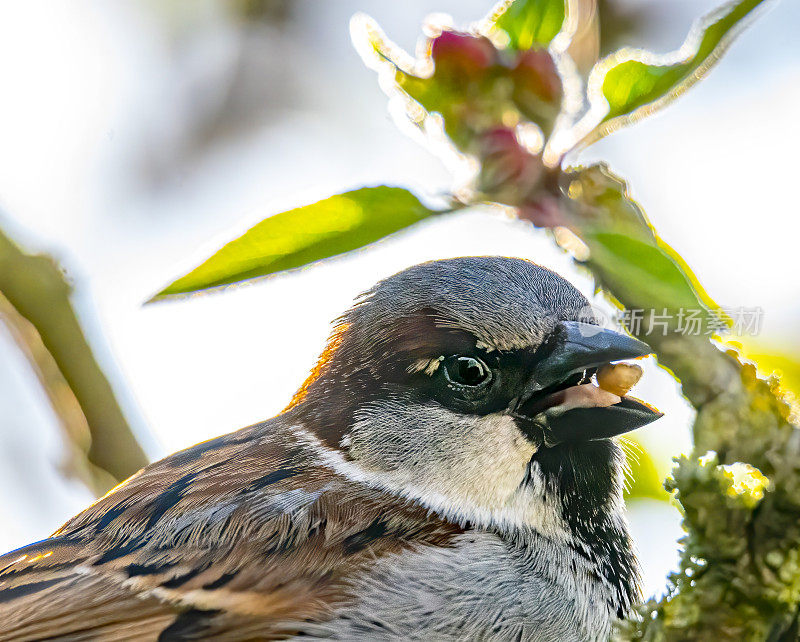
[597,362,643,397]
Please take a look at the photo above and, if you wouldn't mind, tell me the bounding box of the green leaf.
[154,186,439,299]
[563,164,723,332]
[583,0,768,145]
[584,233,709,314]
[489,0,567,50]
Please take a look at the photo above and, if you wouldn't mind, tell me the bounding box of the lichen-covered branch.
[0,227,149,494]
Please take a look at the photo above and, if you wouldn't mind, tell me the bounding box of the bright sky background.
[0,0,797,598]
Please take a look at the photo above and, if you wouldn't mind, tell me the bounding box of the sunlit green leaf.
[584,233,709,314]
[583,0,768,145]
[563,164,723,331]
[154,187,439,299]
[488,0,567,50]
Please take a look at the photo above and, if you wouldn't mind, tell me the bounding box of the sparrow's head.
[289,256,660,530]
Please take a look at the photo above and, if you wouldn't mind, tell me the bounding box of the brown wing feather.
[0,419,462,640]
[0,537,179,641]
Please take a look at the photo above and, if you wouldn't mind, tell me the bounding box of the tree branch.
[0,227,149,494]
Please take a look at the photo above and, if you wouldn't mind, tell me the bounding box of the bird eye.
[443,355,491,387]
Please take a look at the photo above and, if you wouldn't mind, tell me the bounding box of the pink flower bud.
[431,31,497,78]
[512,49,562,105]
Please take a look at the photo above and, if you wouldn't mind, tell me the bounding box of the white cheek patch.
[289,416,572,541]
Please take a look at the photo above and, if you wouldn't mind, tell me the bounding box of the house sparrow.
[0,256,661,641]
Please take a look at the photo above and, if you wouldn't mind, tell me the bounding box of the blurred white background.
[0,0,797,599]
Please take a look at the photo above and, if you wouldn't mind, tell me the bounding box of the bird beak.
[512,321,663,446]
